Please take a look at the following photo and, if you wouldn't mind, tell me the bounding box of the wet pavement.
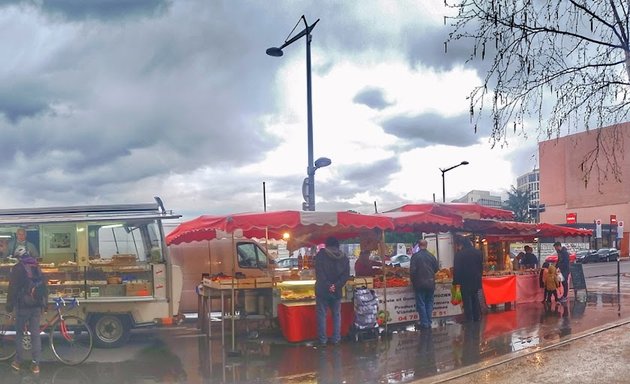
[3,281,630,383]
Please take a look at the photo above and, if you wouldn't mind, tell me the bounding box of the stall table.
[197,283,272,345]
[482,275,517,306]
[482,272,567,307]
[277,301,354,343]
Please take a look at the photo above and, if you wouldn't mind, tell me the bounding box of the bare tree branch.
[446,0,630,187]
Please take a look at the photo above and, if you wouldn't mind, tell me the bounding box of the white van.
[168,237,274,313]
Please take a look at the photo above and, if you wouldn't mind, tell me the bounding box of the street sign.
[618,220,624,239]
[595,219,602,238]
[611,214,617,225]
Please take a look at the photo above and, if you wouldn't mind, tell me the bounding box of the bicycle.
[0,297,93,365]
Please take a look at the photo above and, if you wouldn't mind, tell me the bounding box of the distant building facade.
[517,169,540,221]
[453,190,503,208]
[539,122,630,255]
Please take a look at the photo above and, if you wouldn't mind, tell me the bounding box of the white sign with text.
[374,284,462,324]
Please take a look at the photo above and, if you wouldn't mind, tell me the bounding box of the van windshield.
[236,242,268,269]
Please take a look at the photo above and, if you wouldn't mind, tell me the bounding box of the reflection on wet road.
[1,292,629,383]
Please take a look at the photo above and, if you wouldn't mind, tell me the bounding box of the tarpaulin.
[516,274,544,304]
[391,203,514,220]
[482,275,516,305]
[166,210,395,246]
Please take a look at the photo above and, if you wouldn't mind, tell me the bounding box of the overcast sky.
[0,0,541,220]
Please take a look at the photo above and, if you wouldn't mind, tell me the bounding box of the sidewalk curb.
[411,317,630,384]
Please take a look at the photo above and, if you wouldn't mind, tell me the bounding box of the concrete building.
[539,121,630,255]
[517,169,540,206]
[517,169,540,221]
[452,190,503,208]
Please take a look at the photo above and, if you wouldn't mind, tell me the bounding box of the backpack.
[19,263,48,308]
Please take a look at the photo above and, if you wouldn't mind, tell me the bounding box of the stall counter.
[277,301,354,343]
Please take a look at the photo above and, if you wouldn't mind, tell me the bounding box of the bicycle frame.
[36,297,80,336]
[0,296,93,365]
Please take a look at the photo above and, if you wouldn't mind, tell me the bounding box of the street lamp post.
[267,15,330,211]
[440,161,469,203]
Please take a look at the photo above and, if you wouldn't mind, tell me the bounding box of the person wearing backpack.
[410,239,439,330]
[6,246,47,374]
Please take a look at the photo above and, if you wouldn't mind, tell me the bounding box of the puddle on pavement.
[191,292,630,384]
[10,292,628,384]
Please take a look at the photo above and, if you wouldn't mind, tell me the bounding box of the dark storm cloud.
[381,113,480,148]
[400,18,495,76]
[0,1,287,204]
[0,82,51,123]
[0,1,492,214]
[0,0,171,21]
[340,157,400,189]
[507,141,539,177]
[353,87,392,110]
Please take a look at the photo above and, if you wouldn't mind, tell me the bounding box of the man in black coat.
[410,239,439,329]
[453,236,483,322]
[314,237,349,346]
[554,241,570,303]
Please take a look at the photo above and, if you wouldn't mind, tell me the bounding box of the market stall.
[167,210,395,345]
[465,220,591,306]
[169,202,593,345]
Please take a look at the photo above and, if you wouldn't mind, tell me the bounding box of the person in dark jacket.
[553,241,570,303]
[522,246,538,269]
[6,247,44,374]
[314,237,350,346]
[354,250,380,277]
[410,239,439,330]
[453,235,483,322]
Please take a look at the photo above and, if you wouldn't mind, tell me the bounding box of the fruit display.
[435,268,452,283]
[373,276,409,288]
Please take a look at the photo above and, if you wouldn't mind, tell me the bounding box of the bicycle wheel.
[0,312,16,361]
[49,315,93,365]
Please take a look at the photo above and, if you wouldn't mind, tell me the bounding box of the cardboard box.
[255,277,273,288]
[101,284,126,297]
[237,278,256,289]
[126,282,152,296]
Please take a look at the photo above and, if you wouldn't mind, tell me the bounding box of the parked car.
[275,257,298,268]
[387,254,411,268]
[596,248,619,262]
[545,252,577,264]
[575,249,599,264]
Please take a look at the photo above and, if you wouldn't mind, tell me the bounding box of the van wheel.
[92,314,131,348]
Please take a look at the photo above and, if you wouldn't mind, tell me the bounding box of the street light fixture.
[440,161,469,203]
[267,15,329,211]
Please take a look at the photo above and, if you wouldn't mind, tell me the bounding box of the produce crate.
[125,282,152,296]
[349,277,374,288]
[112,254,137,266]
[237,278,256,289]
[101,284,126,297]
[206,279,236,290]
[255,277,273,288]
